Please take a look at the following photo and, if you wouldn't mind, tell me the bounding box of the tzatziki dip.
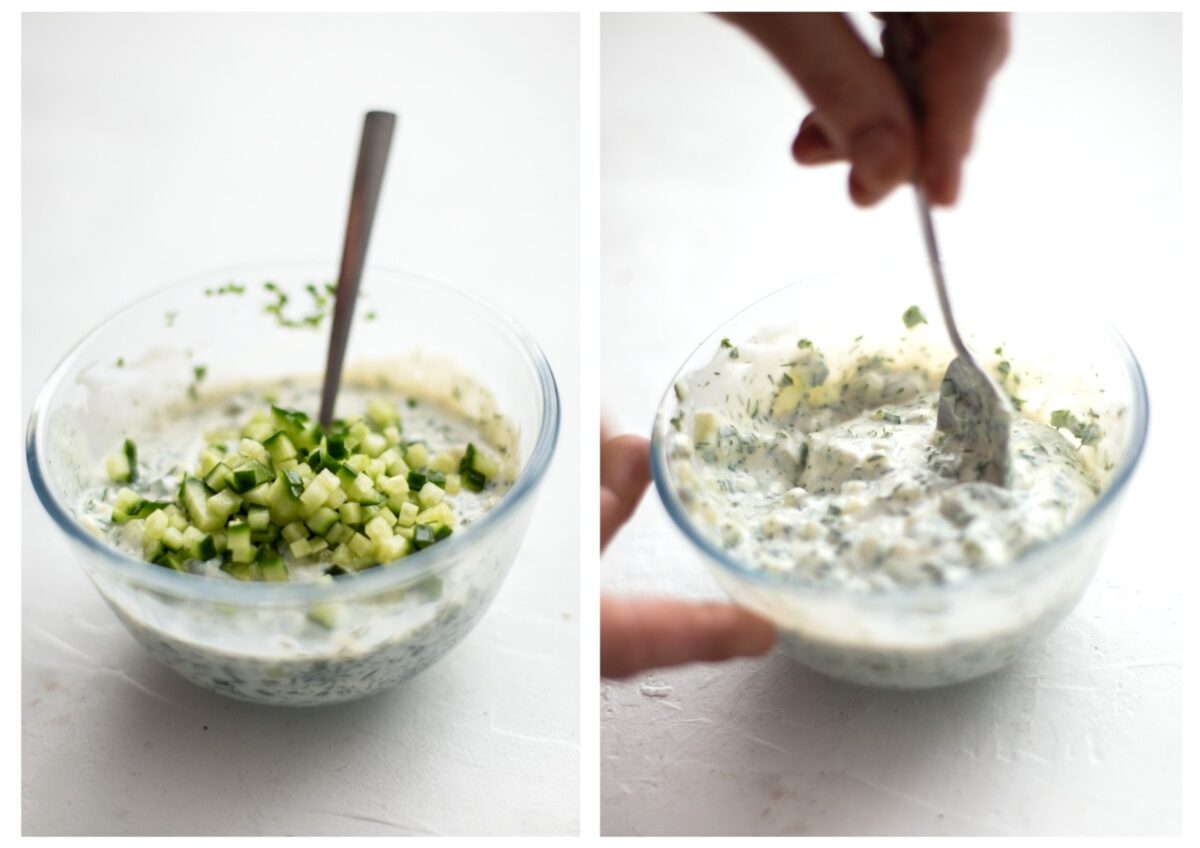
[659,306,1129,687]
[665,311,1105,591]
[72,369,521,705]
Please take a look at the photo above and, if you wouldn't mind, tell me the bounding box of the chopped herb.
[729,346,739,360]
[164,310,179,327]
[902,305,927,329]
[797,338,813,349]
[116,357,125,368]
[364,311,377,321]
[997,360,1011,378]
[720,338,732,349]
[1050,409,1102,446]
[261,280,337,329]
[187,364,208,400]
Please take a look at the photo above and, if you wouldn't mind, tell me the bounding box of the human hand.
[600,427,775,679]
[720,12,1010,207]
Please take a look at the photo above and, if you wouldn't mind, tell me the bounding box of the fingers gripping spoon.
[880,14,1012,485]
[319,110,397,429]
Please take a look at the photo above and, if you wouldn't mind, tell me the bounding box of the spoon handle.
[880,13,973,363]
[319,110,397,428]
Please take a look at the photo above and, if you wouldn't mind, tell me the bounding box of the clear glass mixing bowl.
[651,263,1148,688]
[27,263,559,705]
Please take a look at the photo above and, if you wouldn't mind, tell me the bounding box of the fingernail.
[793,122,836,164]
[849,124,904,193]
[924,165,961,206]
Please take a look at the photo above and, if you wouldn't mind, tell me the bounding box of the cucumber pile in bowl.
[105,400,498,581]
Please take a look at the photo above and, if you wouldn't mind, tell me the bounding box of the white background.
[601,12,1183,836]
[22,13,579,836]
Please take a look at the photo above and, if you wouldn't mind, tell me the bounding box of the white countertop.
[22,13,579,836]
[600,12,1183,836]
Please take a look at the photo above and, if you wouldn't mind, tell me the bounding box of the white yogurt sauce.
[666,331,1102,591]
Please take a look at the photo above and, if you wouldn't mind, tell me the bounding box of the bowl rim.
[650,264,1150,600]
[26,261,561,605]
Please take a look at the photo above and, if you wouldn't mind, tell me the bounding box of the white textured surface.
[22,14,578,836]
[600,13,1182,836]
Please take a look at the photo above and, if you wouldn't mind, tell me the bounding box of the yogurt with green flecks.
[666,325,1105,591]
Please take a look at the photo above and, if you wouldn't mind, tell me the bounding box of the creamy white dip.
[66,369,521,704]
[666,328,1103,590]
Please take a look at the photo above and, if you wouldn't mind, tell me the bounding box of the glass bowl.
[651,262,1148,688]
[27,263,559,706]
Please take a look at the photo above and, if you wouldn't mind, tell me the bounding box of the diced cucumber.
[192,533,218,561]
[377,534,411,562]
[178,477,212,528]
[325,434,348,460]
[221,560,261,581]
[397,501,419,527]
[144,509,168,540]
[404,442,428,469]
[460,443,493,491]
[304,506,339,536]
[227,522,254,563]
[429,451,458,474]
[241,419,276,443]
[105,451,132,483]
[338,502,363,526]
[364,515,393,542]
[413,522,452,550]
[347,472,376,503]
[361,432,387,457]
[143,538,165,562]
[307,602,343,629]
[230,461,273,494]
[366,398,398,427]
[418,481,444,508]
[281,522,309,544]
[251,524,280,545]
[257,547,289,582]
[162,526,185,552]
[155,550,189,573]
[348,531,374,557]
[241,481,274,507]
[105,396,484,581]
[238,437,269,462]
[263,431,297,464]
[111,487,143,523]
[204,462,232,492]
[197,446,225,477]
[247,506,271,531]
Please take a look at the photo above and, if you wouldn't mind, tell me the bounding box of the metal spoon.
[318,110,397,429]
[880,13,1011,485]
